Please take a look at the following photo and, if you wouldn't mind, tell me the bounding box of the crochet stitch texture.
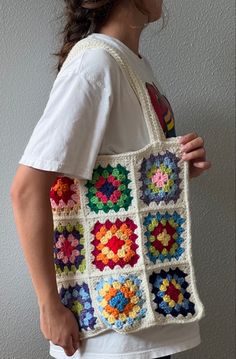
[49,37,205,339]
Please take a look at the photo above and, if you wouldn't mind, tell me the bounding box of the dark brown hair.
[52,0,150,74]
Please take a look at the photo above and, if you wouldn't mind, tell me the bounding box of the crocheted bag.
[49,37,205,339]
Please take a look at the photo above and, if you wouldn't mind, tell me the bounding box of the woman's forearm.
[11,186,61,311]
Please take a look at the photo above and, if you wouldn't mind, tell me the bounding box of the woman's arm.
[10,165,81,356]
[10,165,62,308]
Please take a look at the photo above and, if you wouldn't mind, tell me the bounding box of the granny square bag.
[49,37,206,340]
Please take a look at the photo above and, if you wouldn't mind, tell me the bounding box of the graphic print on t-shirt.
[146,82,176,138]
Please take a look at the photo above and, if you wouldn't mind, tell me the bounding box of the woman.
[10,1,211,358]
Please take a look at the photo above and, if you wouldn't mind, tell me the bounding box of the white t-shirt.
[18,32,202,359]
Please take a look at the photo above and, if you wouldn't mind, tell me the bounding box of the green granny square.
[85,164,133,213]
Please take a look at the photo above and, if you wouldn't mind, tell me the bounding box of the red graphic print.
[146,82,176,138]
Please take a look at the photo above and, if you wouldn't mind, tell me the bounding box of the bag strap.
[60,37,166,143]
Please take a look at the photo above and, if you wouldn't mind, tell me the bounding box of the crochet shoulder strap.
[60,37,167,144]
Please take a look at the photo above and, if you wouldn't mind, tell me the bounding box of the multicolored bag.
[49,37,205,339]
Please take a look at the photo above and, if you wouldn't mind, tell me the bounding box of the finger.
[181,148,205,161]
[72,332,81,351]
[192,161,212,169]
[180,136,204,153]
[63,336,76,357]
[178,132,199,145]
[71,319,81,350]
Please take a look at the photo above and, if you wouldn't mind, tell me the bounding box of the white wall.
[1,0,235,358]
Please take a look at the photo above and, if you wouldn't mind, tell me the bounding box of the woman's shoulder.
[58,45,122,84]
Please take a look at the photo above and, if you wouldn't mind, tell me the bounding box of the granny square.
[90,217,140,271]
[143,210,186,264]
[94,273,147,332]
[50,176,81,216]
[149,267,195,318]
[59,281,98,332]
[84,164,133,214]
[138,150,182,205]
[53,221,86,275]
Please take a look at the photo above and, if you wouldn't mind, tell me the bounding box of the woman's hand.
[178,132,211,179]
[39,300,81,357]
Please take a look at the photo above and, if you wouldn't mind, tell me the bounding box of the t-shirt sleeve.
[18,61,114,180]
